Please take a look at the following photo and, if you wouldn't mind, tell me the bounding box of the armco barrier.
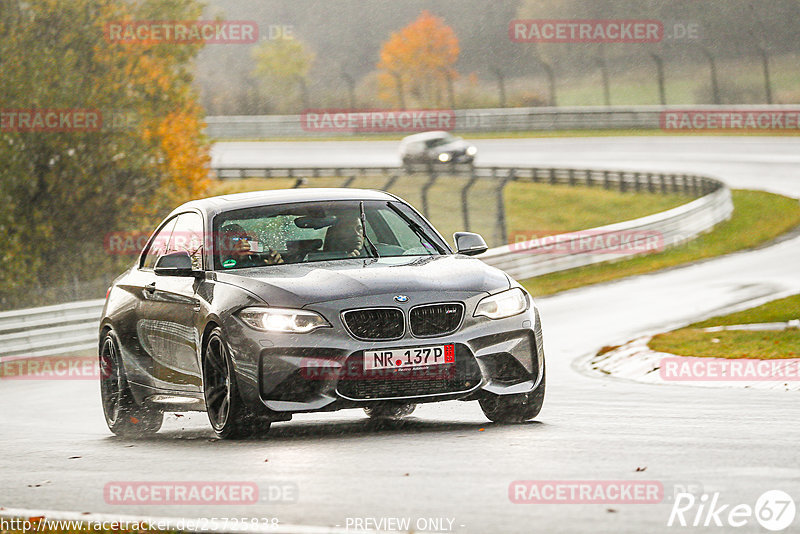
[0,299,105,358]
[483,185,732,280]
[205,105,800,138]
[0,166,732,359]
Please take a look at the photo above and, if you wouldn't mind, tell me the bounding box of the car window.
[167,212,204,270]
[140,217,178,270]
[374,205,438,253]
[425,134,454,148]
[213,200,448,270]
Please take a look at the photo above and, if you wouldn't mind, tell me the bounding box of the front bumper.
[223,293,544,414]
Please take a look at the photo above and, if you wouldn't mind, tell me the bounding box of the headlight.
[466,145,477,156]
[438,152,451,162]
[474,288,528,319]
[238,307,330,333]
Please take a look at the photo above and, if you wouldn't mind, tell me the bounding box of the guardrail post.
[495,170,513,247]
[382,174,399,191]
[619,173,627,193]
[586,170,593,188]
[647,174,654,193]
[568,168,575,186]
[603,171,610,189]
[634,173,641,192]
[421,171,439,219]
[549,168,556,185]
[461,170,480,232]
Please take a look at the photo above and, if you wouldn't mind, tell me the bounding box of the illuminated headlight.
[238,307,330,333]
[474,288,528,319]
[438,152,452,162]
[466,146,477,156]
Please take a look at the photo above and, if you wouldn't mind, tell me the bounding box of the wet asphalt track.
[2,137,799,533]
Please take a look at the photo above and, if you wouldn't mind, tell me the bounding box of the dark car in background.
[399,131,478,166]
[99,188,545,439]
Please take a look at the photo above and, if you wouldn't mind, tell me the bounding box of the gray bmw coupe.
[99,188,545,439]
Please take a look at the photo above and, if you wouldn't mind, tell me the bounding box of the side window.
[141,217,178,270]
[168,212,204,270]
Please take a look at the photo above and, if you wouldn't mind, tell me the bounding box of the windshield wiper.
[359,201,380,258]
[387,203,446,255]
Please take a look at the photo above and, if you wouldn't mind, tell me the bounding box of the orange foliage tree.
[0,0,210,307]
[377,11,460,108]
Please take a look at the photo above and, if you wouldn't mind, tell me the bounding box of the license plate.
[364,344,455,371]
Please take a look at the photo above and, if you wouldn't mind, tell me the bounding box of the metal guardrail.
[215,164,722,249]
[0,165,732,360]
[483,185,732,280]
[206,105,800,138]
[0,299,104,358]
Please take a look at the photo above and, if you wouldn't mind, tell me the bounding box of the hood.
[212,254,509,308]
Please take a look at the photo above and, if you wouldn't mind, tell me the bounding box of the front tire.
[202,327,270,439]
[479,367,545,423]
[99,330,163,437]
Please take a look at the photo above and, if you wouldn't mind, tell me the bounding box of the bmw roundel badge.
[394,295,409,303]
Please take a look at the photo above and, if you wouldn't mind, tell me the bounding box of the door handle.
[144,282,156,294]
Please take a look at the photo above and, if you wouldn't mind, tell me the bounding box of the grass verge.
[689,294,800,328]
[648,293,800,360]
[522,190,800,296]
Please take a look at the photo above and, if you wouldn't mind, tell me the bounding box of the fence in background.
[215,164,722,250]
[0,164,732,359]
[206,104,800,138]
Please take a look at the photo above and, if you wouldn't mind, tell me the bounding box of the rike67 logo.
[668,490,796,531]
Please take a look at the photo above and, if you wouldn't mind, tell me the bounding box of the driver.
[218,224,283,268]
[323,212,365,257]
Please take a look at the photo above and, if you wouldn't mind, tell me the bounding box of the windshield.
[425,134,457,148]
[212,200,448,270]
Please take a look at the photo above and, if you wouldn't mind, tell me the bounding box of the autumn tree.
[377,11,460,108]
[0,0,210,308]
[252,37,315,113]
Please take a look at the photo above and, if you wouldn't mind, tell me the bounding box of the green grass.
[689,294,800,328]
[208,176,688,249]
[649,293,800,360]
[649,329,800,360]
[521,190,800,296]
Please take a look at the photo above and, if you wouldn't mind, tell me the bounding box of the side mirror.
[454,232,488,256]
[154,251,199,277]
